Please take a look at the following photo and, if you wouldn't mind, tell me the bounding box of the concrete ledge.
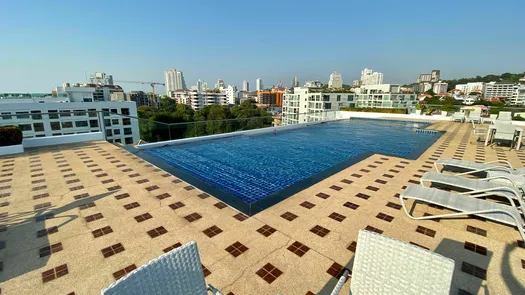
[0,144,24,156]
[23,132,104,148]
[137,119,345,150]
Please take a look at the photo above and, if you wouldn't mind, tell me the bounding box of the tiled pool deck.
[0,121,524,294]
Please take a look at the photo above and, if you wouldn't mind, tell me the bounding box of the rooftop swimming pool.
[140,119,441,215]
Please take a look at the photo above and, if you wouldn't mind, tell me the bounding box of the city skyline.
[1,0,524,92]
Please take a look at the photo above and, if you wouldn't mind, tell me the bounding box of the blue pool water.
[143,119,440,205]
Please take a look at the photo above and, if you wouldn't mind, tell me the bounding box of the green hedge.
[0,126,23,147]
[340,107,408,114]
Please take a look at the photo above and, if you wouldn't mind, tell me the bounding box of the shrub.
[514,115,525,121]
[440,104,455,112]
[339,107,407,114]
[0,126,23,147]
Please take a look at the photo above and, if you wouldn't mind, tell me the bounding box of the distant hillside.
[444,72,525,91]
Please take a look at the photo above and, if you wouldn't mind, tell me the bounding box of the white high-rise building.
[360,68,384,85]
[171,90,228,110]
[165,69,187,95]
[432,81,448,94]
[256,79,263,91]
[328,72,343,88]
[196,80,204,92]
[220,85,237,105]
[89,72,113,86]
[215,79,225,89]
[292,77,299,87]
[242,80,249,91]
[484,82,517,98]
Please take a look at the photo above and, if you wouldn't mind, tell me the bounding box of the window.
[324,103,332,109]
[104,119,111,127]
[83,98,93,102]
[31,110,42,120]
[33,123,45,132]
[61,122,73,128]
[323,95,330,102]
[111,109,118,114]
[48,110,59,119]
[125,137,133,144]
[121,108,130,115]
[87,109,97,117]
[16,112,30,119]
[52,133,62,136]
[113,129,121,135]
[1,112,12,120]
[102,108,110,116]
[89,120,99,128]
[74,109,86,116]
[75,121,88,127]
[19,124,32,131]
[123,118,131,125]
[50,122,61,131]
[337,95,341,101]
[124,128,132,135]
[106,129,113,137]
[35,134,46,138]
[347,95,353,101]
[114,139,122,143]
[60,110,71,117]
[112,119,119,125]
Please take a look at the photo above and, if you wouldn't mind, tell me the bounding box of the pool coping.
[124,119,443,216]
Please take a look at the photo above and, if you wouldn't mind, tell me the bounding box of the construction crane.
[114,80,165,105]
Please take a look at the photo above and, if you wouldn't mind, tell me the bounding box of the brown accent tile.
[328,212,346,222]
[115,193,130,200]
[400,161,410,164]
[461,262,486,280]
[184,185,195,191]
[326,262,348,279]
[203,225,223,238]
[281,211,298,221]
[31,173,44,178]
[329,185,342,191]
[168,201,185,210]
[351,173,362,178]
[78,202,96,210]
[136,179,149,184]
[466,225,487,237]
[256,263,282,284]
[60,168,72,172]
[34,202,51,210]
[408,179,420,184]
[128,173,140,178]
[355,193,370,200]
[382,174,394,178]
[310,225,330,237]
[389,169,400,173]
[172,179,182,184]
[300,201,316,209]
[147,226,168,238]
[66,179,80,184]
[375,179,387,185]
[367,164,377,168]
[31,179,45,184]
[464,242,487,256]
[92,226,113,238]
[91,168,103,173]
[155,193,171,200]
[214,202,228,209]
[386,202,402,210]
[316,192,330,199]
[113,264,137,280]
[134,213,153,223]
[96,173,109,178]
[35,213,54,222]
[184,212,202,222]
[123,202,140,210]
[33,193,50,200]
[0,192,9,198]
[365,225,383,234]
[122,168,133,173]
[107,185,121,191]
[163,243,182,253]
[63,173,76,178]
[197,192,209,199]
[161,173,171,177]
[287,241,310,257]
[409,242,430,250]
[32,185,47,191]
[145,185,159,192]
[69,185,84,191]
[360,169,370,173]
[42,264,68,283]
[39,242,63,258]
[380,157,389,161]
[101,243,125,258]
[73,193,89,200]
[85,213,104,223]
[376,212,394,222]
[202,264,211,277]
[341,179,353,184]
[225,241,249,257]
[257,225,276,237]
[343,201,359,210]
[416,225,436,238]
[347,241,357,252]
[366,186,379,192]
[233,213,248,221]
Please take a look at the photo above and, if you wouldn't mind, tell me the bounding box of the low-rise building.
[432,81,448,95]
[129,91,158,108]
[353,84,417,109]
[0,93,140,144]
[510,86,525,106]
[484,82,517,99]
[171,90,227,110]
[455,82,485,95]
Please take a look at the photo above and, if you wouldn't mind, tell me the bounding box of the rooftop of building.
[0,121,524,294]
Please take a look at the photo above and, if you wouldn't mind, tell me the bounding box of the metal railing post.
[98,111,107,141]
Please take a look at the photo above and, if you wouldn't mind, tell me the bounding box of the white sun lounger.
[451,112,465,122]
[400,186,525,241]
[434,158,525,175]
[420,172,524,206]
[350,229,454,295]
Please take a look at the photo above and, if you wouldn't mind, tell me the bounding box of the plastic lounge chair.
[101,241,222,295]
[349,229,454,295]
[434,158,525,175]
[471,120,487,143]
[451,112,465,122]
[498,111,513,122]
[483,114,497,124]
[467,111,481,124]
[492,123,518,148]
[420,172,524,205]
[399,186,525,242]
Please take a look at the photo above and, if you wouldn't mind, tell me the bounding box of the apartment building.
[509,86,525,106]
[257,91,283,107]
[282,87,354,125]
[219,85,237,105]
[455,82,485,95]
[128,91,159,108]
[484,82,517,98]
[360,68,384,85]
[328,72,343,88]
[171,90,228,110]
[353,84,417,109]
[0,93,140,144]
[432,81,448,94]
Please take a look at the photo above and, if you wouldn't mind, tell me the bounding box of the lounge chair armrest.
[208,285,224,295]
[484,175,520,189]
[484,160,514,169]
[457,187,519,208]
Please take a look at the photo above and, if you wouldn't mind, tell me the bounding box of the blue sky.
[1,0,524,93]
